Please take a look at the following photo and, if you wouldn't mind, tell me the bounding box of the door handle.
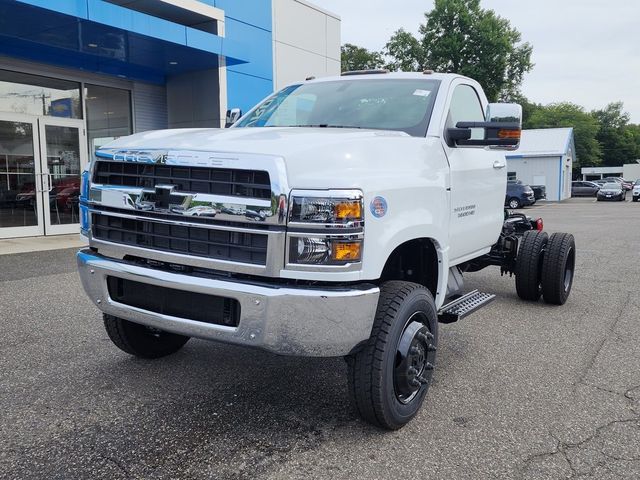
[36,172,47,193]
[493,160,506,169]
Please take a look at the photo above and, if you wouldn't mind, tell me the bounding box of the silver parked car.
[571,181,600,197]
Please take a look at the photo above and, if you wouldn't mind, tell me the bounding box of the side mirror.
[225,108,242,128]
[447,103,522,150]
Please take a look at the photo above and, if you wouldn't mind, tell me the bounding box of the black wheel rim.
[393,312,436,404]
[563,247,575,293]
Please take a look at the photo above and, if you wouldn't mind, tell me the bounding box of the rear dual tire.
[541,233,576,305]
[515,231,575,305]
[515,230,548,301]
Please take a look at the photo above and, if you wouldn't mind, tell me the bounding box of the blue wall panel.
[87,0,186,44]
[225,17,272,80]
[214,0,272,32]
[227,70,272,114]
[15,0,88,18]
[218,0,274,114]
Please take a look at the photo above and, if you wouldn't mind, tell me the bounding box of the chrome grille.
[93,161,271,199]
[92,213,268,265]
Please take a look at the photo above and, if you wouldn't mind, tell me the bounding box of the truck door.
[443,82,506,263]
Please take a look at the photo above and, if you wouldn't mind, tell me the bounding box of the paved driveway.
[1,198,639,479]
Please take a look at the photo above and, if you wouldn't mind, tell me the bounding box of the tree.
[509,93,541,126]
[526,102,602,168]
[591,102,638,166]
[384,29,425,72]
[340,43,384,72]
[383,0,533,101]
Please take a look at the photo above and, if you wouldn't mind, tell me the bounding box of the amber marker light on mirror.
[497,129,521,139]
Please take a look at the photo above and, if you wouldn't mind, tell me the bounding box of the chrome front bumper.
[77,250,379,357]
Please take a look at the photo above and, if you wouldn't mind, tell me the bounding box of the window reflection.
[0,120,38,228]
[85,84,132,153]
[0,70,81,118]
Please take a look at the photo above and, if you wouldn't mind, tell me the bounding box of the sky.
[312,0,640,123]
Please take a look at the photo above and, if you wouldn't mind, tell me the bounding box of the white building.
[580,163,640,181]
[506,128,575,201]
[623,163,640,181]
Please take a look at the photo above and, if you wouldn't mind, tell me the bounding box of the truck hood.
[102,127,409,158]
[99,127,429,189]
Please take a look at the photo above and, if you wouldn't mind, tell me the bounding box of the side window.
[446,84,485,141]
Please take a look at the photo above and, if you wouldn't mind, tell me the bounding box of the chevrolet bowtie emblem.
[154,185,176,210]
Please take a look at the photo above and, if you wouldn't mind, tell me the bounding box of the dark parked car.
[530,185,546,200]
[505,181,536,209]
[571,181,600,197]
[597,182,626,201]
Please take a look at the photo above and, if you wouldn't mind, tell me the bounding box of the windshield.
[602,183,620,189]
[235,79,441,137]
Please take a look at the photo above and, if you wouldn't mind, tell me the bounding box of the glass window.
[236,79,441,137]
[507,172,517,181]
[446,84,485,140]
[85,84,132,153]
[0,119,38,228]
[0,70,81,118]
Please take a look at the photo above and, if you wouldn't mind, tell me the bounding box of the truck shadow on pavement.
[6,336,454,480]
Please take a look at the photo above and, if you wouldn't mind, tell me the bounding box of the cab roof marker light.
[341,69,389,76]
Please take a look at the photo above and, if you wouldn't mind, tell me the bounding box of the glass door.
[0,113,44,238]
[38,117,87,235]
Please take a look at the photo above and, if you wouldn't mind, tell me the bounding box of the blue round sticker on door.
[370,196,388,218]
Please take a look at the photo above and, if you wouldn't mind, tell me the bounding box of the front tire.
[515,230,549,301]
[508,197,521,209]
[103,314,190,359]
[347,281,438,430]
[541,233,576,305]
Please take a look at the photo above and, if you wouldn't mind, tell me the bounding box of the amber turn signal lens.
[497,129,521,139]
[335,201,362,221]
[331,241,362,261]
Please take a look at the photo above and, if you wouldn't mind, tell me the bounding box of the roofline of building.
[293,0,340,20]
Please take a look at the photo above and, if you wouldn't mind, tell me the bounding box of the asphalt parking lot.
[1,197,639,480]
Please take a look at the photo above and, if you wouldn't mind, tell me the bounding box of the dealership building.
[0,0,340,239]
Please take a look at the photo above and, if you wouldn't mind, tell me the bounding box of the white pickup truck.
[77,71,576,429]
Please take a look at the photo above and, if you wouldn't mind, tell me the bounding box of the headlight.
[289,190,363,225]
[287,189,364,268]
[289,237,362,265]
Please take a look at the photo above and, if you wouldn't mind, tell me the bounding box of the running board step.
[438,289,496,324]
